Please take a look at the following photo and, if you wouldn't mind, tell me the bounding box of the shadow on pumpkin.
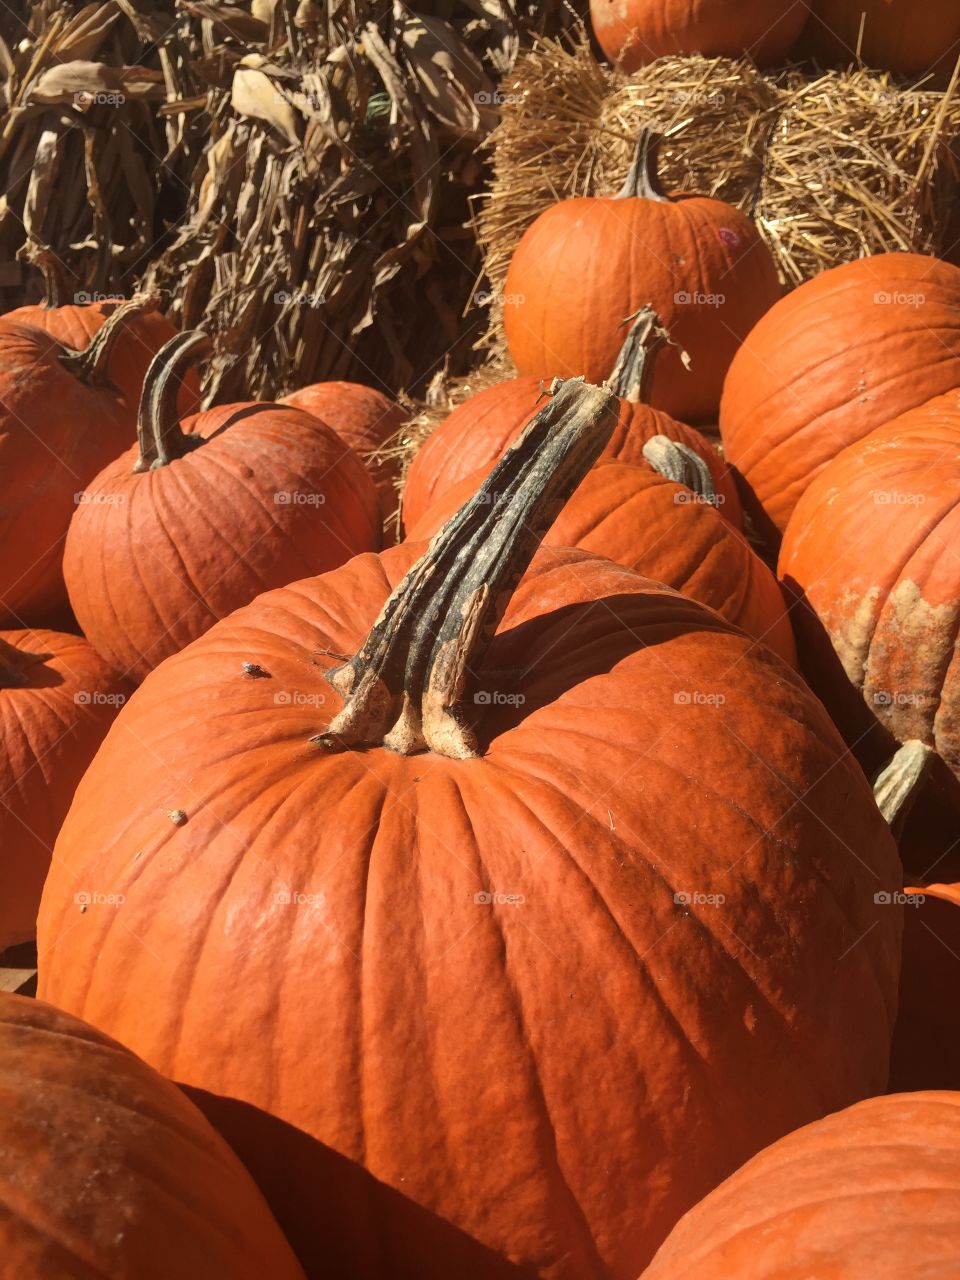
[184,1087,539,1280]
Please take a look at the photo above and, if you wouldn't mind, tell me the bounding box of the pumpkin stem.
[58,296,159,387]
[31,246,69,308]
[642,436,717,506]
[616,129,670,202]
[134,331,210,473]
[609,307,674,402]
[874,739,935,837]
[315,377,620,759]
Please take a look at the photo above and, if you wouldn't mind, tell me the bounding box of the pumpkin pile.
[4,4,960,1279]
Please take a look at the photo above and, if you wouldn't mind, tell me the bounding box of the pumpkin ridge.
[0,1190,112,1278]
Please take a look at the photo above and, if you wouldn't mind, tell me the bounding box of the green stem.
[616,129,671,202]
[134,331,210,472]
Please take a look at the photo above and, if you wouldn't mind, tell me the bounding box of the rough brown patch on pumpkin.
[825,585,884,687]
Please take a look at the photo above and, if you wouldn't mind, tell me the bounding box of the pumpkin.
[39,378,900,1278]
[279,381,406,533]
[0,992,304,1279]
[0,628,129,951]
[590,0,810,71]
[63,332,381,684]
[0,305,147,628]
[403,309,743,530]
[9,249,201,417]
[805,0,960,77]
[503,132,782,423]
[721,252,960,541]
[407,452,797,666]
[641,1091,960,1279]
[779,389,960,784]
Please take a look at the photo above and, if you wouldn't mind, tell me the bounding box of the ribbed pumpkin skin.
[64,403,380,683]
[402,374,743,530]
[0,993,305,1280]
[806,0,960,76]
[0,322,131,627]
[0,629,128,950]
[778,391,960,780]
[503,195,781,424]
[590,0,809,70]
[39,545,899,1279]
[720,253,960,540]
[280,381,406,529]
[641,1092,960,1279]
[6,302,201,417]
[408,462,795,665]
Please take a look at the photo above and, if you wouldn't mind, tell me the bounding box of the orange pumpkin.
[407,454,796,666]
[280,381,406,533]
[591,0,810,71]
[403,310,742,530]
[721,253,960,541]
[0,629,129,950]
[805,0,960,77]
[641,1092,960,1279]
[63,332,381,683]
[0,992,304,1279]
[779,389,960,783]
[40,380,899,1278]
[503,133,782,423]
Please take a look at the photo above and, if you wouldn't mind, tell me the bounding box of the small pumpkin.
[805,0,960,77]
[721,252,960,541]
[641,1091,960,1279]
[778,389,960,783]
[40,378,899,1278]
[407,451,796,666]
[280,381,406,533]
[64,332,381,683]
[9,249,201,416]
[0,629,129,951]
[590,0,810,71]
[0,304,147,628]
[503,132,782,423]
[0,992,304,1279]
[403,309,742,530]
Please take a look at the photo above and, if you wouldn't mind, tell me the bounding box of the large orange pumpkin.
[63,332,381,683]
[0,628,128,951]
[39,380,900,1278]
[641,1091,960,1278]
[280,381,406,532]
[779,389,960,783]
[590,0,809,71]
[0,309,142,628]
[0,992,304,1279]
[805,0,960,77]
[407,453,796,666]
[721,253,960,541]
[503,133,782,423]
[403,311,742,530]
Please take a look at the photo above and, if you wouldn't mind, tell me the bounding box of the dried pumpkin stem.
[874,739,935,836]
[616,129,670,202]
[134,331,210,473]
[316,377,621,760]
[31,246,69,308]
[59,296,160,387]
[609,307,670,402]
[642,436,717,505]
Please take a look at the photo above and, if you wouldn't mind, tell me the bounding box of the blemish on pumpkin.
[829,585,884,685]
[169,809,188,826]
[242,661,271,679]
[744,1004,757,1033]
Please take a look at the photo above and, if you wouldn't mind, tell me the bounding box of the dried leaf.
[230,66,301,146]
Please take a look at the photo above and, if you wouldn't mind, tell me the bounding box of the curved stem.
[58,296,159,386]
[616,129,670,202]
[134,331,210,473]
[316,378,620,759]
[642,436,717,506]
[874,739,935,836]
[608,307,671,402]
